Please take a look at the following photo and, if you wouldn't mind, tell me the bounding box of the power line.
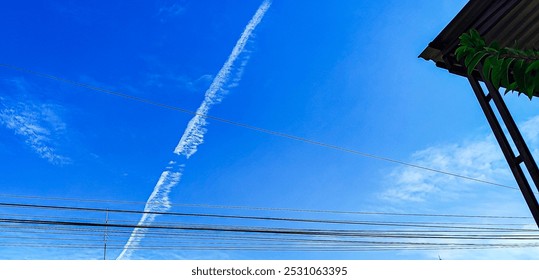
[3,230,536,251]
[5,226,538,244]
[4,227,538,243]
[0,63,518,191]
[1,201,536,231]
[0,217,439,236]
[2,216,539,237]
[2,222,536,240]
[1,218,538,245]
[4,222,535,244]
[5,233,538,248]
[1,241,538,252]
[2,214,538,255]
[0,192,531,219]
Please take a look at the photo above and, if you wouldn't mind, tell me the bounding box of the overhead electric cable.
[2,222,536,240]
[0,193,531,219]
[5,226,537,244]
[1,242,539,252]
[2,217,539,236]
[2,235,538,249]
[2,216,539,254]
[0,63,518,191]
[1,201,536,231]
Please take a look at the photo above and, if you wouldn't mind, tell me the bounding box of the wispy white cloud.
[157,1,186,22]
[379,135,509,203]
[521,115,539,156]
[48,0,104,26]
[184,74,214,92]
[0,79,70,165]
[144,72,213,93]
[381,114,539,204]
[116,0,272,259]
[378,114,539,259]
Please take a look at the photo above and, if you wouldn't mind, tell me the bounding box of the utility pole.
[103,209,109,260]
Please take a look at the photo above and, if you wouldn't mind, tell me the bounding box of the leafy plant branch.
[455,29,539,99]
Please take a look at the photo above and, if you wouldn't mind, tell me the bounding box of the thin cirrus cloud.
[379,115,539,204]
[157,1,187,22]
[0,79,70,165]
[144,72,214,93]
[379,115,539,260]
[380,136,508,203]
[521,115,539,149]
[116,0,272,260]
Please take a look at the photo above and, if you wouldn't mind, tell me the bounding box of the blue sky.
[1,0,539,260]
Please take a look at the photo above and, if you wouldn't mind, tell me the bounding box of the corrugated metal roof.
[419,0,539,79]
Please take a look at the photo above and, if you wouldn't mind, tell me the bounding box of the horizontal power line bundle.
[0,193,537,259]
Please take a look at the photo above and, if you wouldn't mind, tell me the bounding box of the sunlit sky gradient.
[1,0,539,260]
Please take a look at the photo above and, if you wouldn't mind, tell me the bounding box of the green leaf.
[467,29,485,48]
[459,33,472,43]
[455,46,470,62]
[482,56,495,79]
[525,60,539,74]
[470,29,480,40]
[488,41,500,51]
[500,58,515,89]
[505,82,518,94]
[467,51,489,76]
[459,32,471,41]
[525,73,535,99]
[513,59,526,93]
[464,50,475,67]
[517,49,527,56]
[460,37,471,47]
[491,58,503,88]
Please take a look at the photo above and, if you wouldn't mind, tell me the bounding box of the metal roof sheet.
[419,0,539,78]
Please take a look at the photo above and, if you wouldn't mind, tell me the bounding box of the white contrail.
[173,0,271,158]
[116,0,271,260]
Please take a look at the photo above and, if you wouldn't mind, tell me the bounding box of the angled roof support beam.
[467,73,539,227]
